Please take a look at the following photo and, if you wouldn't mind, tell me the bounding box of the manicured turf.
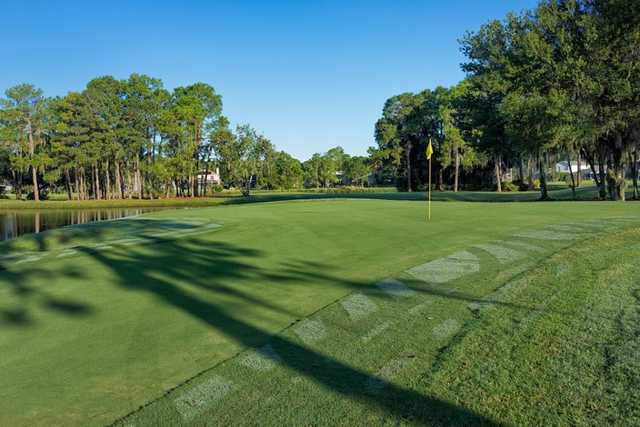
[1,198,639,426]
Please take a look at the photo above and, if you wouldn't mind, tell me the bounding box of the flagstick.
[428,156,431,221]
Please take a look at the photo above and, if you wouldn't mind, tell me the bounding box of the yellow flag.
[426,139,434,160]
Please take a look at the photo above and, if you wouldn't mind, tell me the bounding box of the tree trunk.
[581,148,602,198]
[632,146,638,200]
[454,149,460,192]
[115,161,123,199]
[406,141,412,192]
[74,169,80,200]
[203,157,210,197]
[527,157,534,190]
[64,169,73,200]
[135,154,142,199]
[494,156,502,192]
[518,159,524,186]
[596,148,607,200]
[609,133,626,201]
[567,153,576,200]
[127,169,133,199]
[78,168,84,200]
[12,170,21,200]
[94,163,101,200]
[438,167,444,191]
[539,155,549,200]
[104,160,111,200]
[82,168,87,200]
[576,153,581,187]
[27,119,39,201]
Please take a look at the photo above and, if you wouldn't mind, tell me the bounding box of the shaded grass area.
[1,199,639,426]
[1,183,636,210]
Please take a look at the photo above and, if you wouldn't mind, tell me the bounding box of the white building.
[197,167,221,185]
[555,161,591,173]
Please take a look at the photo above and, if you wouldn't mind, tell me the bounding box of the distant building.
[197,167,221,185]
[555,161,590,174]
[0,182,12,195]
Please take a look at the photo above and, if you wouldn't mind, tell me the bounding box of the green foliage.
[0,76,318,200]
[501,181,519,192]
[532,178,541,190]
[372,0,640,201]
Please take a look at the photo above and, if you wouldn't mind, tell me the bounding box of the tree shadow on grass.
[1,220,507,425]
[0,241,93,327]
[0,219,215,327]
[59,234,501,426]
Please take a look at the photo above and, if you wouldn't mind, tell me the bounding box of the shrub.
[532,179,541,190]
[27,189,49,200]
[512,180,531,191]
[501,181,519,192]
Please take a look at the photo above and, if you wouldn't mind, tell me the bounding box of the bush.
[532,179,541,190]
[501,181,519,192]
[299,186,394,194]
[561,173,578,185]
[512,180,530,191]
[27,189,49,200]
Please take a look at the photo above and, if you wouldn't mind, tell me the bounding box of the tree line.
[371,0,640,201]
[0,75,370,200]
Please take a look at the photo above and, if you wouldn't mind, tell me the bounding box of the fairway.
[1,198,639,426]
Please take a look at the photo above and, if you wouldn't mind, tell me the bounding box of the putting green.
[1,199,639,426]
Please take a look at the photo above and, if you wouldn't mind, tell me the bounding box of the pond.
[0,208,168,242]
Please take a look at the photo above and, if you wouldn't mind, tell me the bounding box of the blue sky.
[1,0,537,160]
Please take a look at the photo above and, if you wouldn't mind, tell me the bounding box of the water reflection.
[0,208,166,242]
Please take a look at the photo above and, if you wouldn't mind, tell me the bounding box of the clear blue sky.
[1,0,537,160]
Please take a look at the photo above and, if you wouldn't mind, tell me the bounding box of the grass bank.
[1,184,635,210]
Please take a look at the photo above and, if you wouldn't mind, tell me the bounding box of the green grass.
[2,183,636,210]
[1,198,639,426]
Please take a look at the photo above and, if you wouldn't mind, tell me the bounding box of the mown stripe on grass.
[432,319,462,338]
[473,242,524,264]
[361,321,394,343]
[365,356,415,393]
[293,319,327,344]
[467,277,529,315]
[513,229,577,241]
[239,344,281,372]
[501,240,546,253]
[406,250,480,284]
[173,375,234,420]
[341,293,378,321]
[375,278,416,298]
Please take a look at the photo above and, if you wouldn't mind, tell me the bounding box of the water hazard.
[0,208,166,242]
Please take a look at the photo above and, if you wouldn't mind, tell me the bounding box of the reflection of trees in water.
[0,208,160,241]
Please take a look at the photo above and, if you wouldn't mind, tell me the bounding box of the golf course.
[2,0,640,425]
[2,194,639,426]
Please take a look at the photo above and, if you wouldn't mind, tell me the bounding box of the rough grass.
[1,199,639,426]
